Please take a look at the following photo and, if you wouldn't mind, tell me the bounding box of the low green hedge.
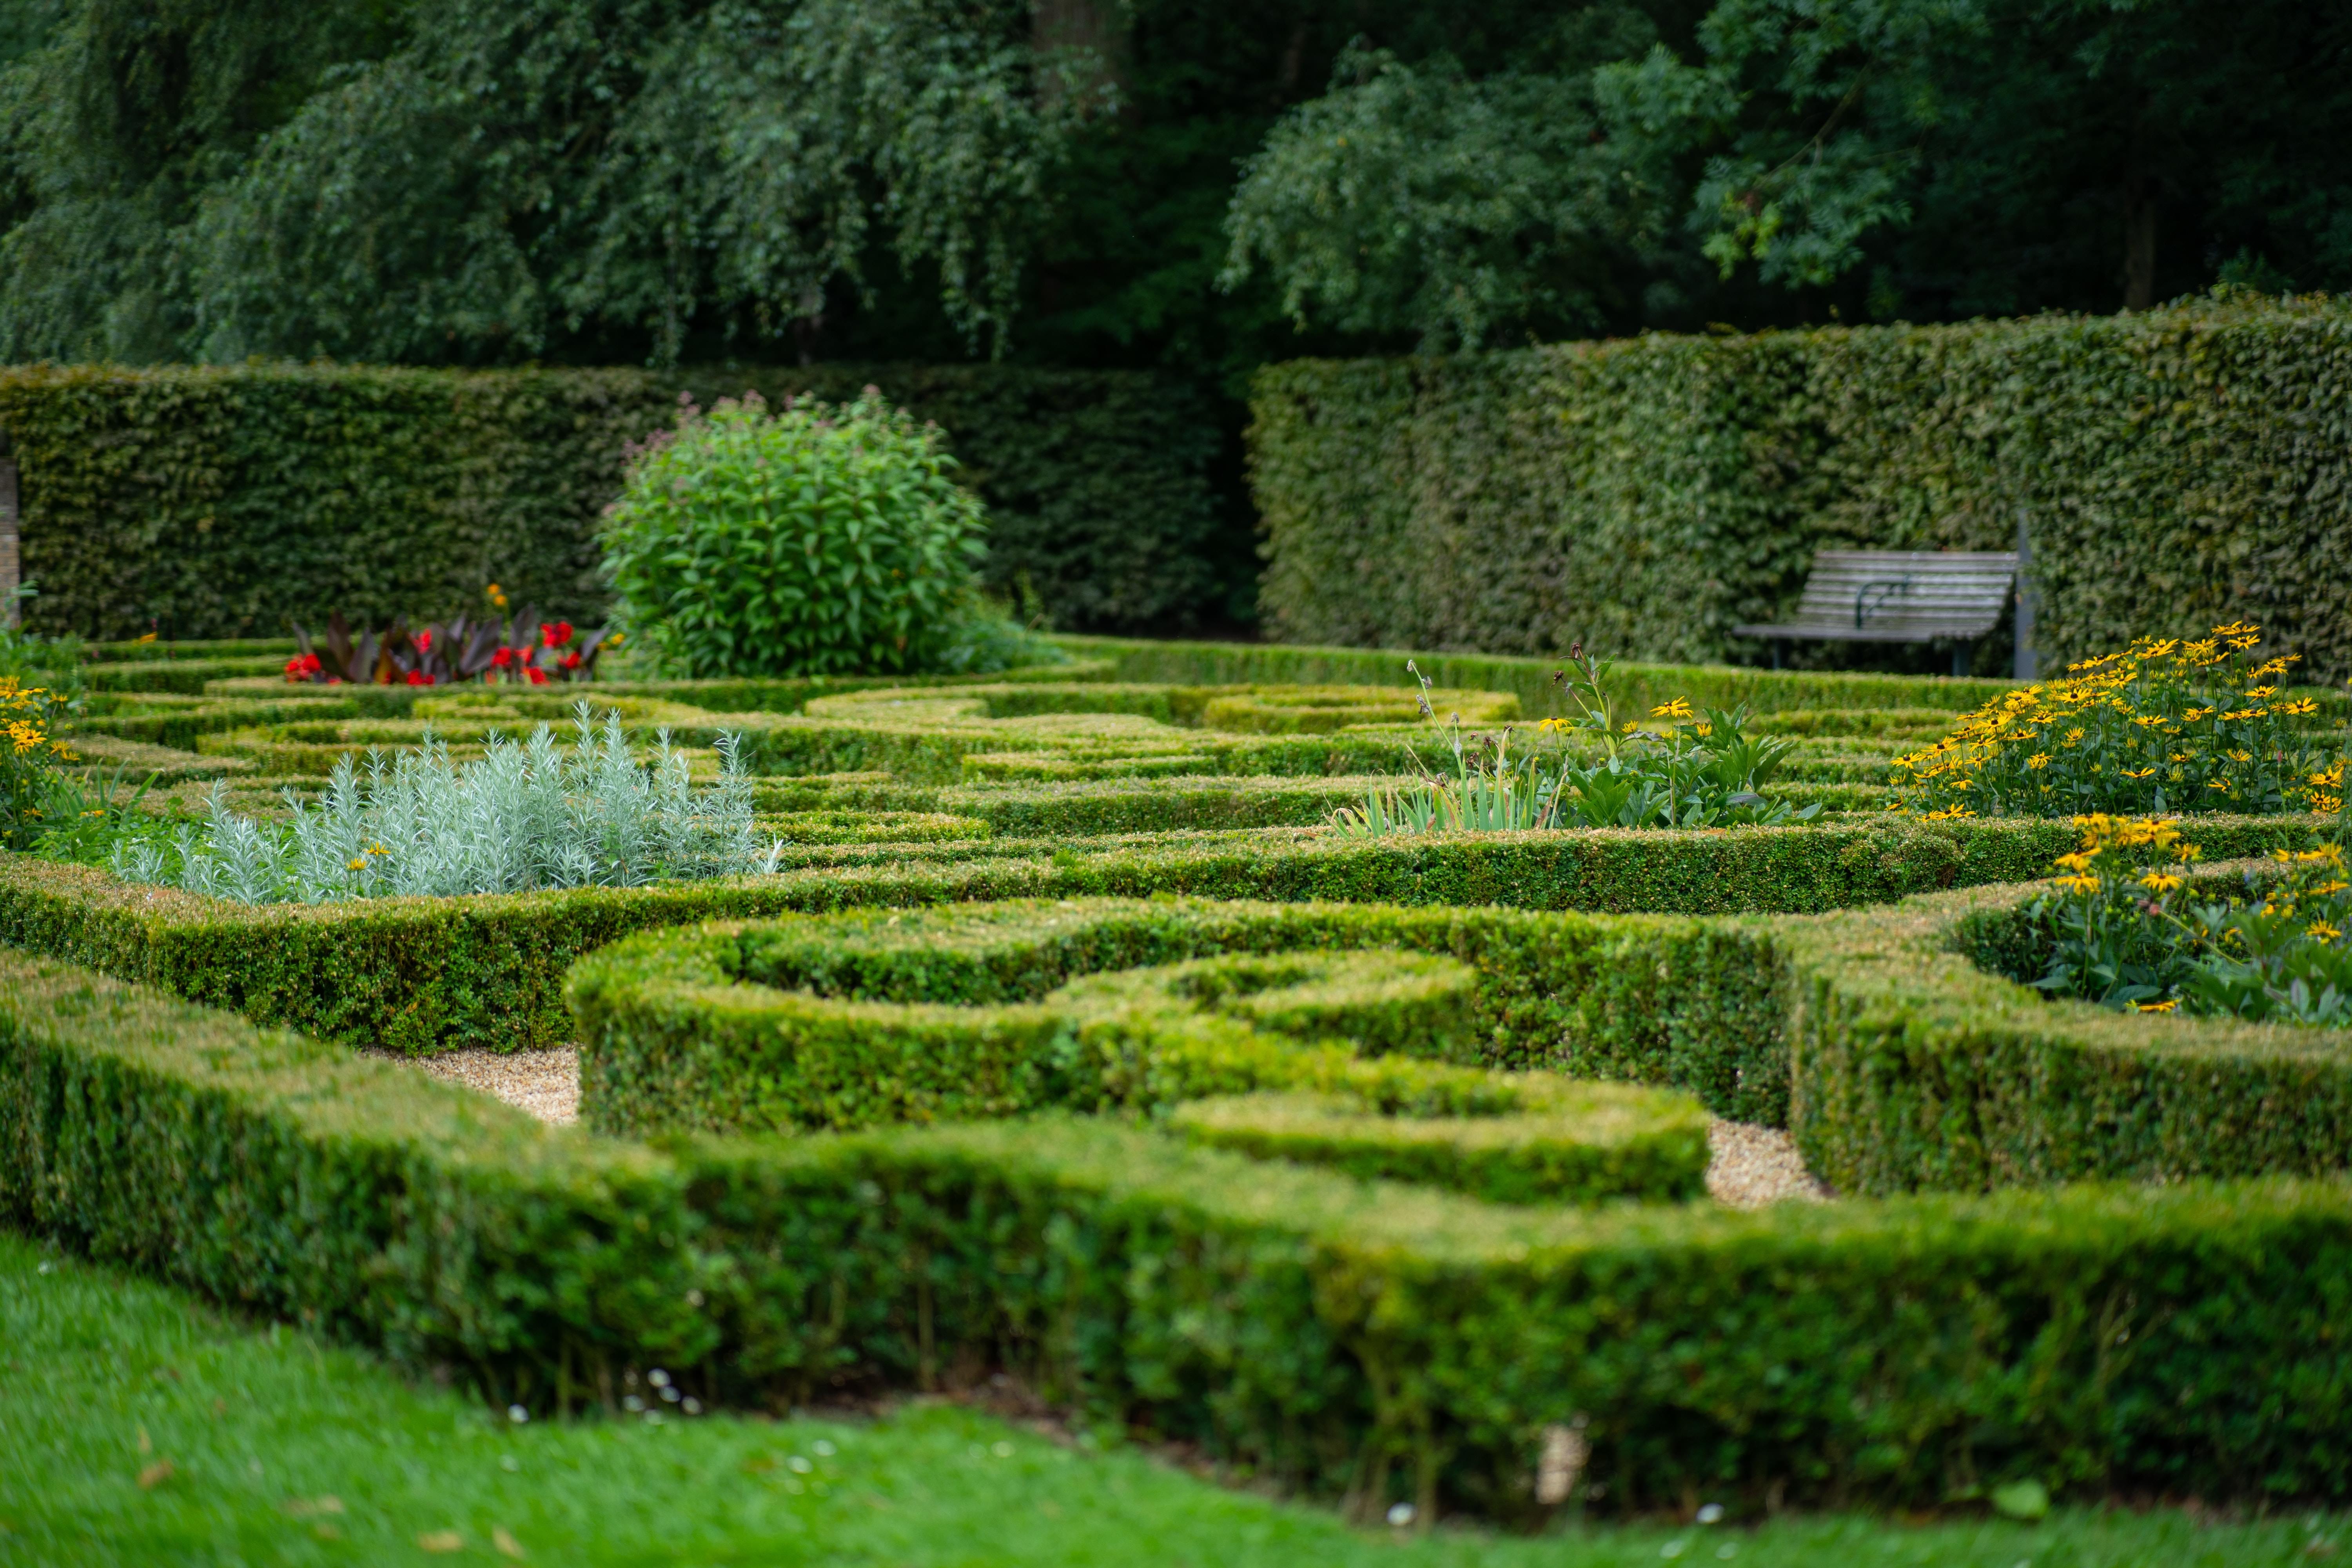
[84,656,289,693]
[1053,635,2015,717]
[566,897,1789,1128]
[1166,1089,1702,1206]
[85,637,300,661]
[1782,878,2352,1193]
[9,946,2352,1517]
[565,926,1711,1203]
[4,815,2333,1056]
[573,886,2352,1193]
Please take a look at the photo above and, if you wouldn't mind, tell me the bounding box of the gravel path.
[377,1046,581,1125]
[377,1051,1833,1206]
[1707,1118,1833,1207]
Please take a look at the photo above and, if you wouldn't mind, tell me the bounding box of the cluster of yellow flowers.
[0,681,76,846]
[0,684,73,761]
[2044,813,2201,897]
[1893,622,2339,819]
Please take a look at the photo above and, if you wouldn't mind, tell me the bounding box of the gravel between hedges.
[376,1049,1833,1205]
[377,1046,582,1125]
[1705,1118,1833,1207]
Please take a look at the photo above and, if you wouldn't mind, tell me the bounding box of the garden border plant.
[6,812,2307,1055]
[7,945,2352,1524]
[569,887,2352,1196]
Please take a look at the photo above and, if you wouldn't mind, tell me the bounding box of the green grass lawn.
[0,1229,2335,1568]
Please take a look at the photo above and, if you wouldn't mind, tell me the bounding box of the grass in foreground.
[0,1230,2337,1567]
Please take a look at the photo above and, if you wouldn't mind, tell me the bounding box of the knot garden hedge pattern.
[5,633,2352,1524]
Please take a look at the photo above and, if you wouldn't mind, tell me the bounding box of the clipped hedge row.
[1054,635,2013,718]
[574,887,2352,1192]
[566,927,1711,1203]
[0,363,1227,641]
[4,815,2334,1056]
[1247,296,2352,680]
[9,947,2352,1517]
[1784,879,2352,1192]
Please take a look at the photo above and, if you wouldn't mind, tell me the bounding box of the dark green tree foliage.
[1220,30,1692,351]
[0,0,1087,365]
[0,0,403,362]
[1224,0,2352,346]
[189,0,1082,365]
[0,0,2348,377]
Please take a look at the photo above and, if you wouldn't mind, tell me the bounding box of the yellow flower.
[2025,753,2050,770]
[2140,871,2183,893]
[2137,998,2180,1014]
[1651,697,1694,721]
[348,858,367,872]
[2227,750,2253,764]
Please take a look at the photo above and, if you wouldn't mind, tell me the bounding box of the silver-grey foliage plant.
[113,704,782,904]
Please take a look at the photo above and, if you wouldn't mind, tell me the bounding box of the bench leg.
[1951,644,1968,678]
[1770,641,1783,671]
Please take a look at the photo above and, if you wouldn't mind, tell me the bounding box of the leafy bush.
[1334,654,1821,835]
[2024,814,2352,1024]
[601,390,989,678]
[109,705,780,904]
[1894,624,2341,819]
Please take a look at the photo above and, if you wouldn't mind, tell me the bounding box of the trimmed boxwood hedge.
[1,363,1227,640]
[1244,298,2352,680]
[1053,634,2018,718]
[573,887,2352,1193]
[0,814,2334,1057]
[564,924,1711,1204]
[1782,877,2352,1193]
[8,946,2352,1519]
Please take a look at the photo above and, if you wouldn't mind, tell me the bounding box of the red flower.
[414,629,433,652]
[405,670,436,686]
[541,620,573,648]
[526,666,548,685]
[561,650,582,670]
[490,647,515,669]
[283,652,322,682]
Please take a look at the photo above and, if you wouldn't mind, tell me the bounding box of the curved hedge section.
[0,813,2336,1056]
[562,927,1712,1205]
[573,889,2352,1195]
[7,946,2352,1523]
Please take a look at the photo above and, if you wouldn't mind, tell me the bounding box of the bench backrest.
[1792,550,2018,637]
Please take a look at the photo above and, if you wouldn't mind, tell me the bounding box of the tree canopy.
[0,0,2345,371]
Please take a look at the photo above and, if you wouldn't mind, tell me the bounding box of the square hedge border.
[5,947,2350,1524]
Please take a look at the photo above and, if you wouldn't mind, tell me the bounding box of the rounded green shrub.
[601,390,988,677]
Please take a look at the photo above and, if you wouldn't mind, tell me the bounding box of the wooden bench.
[1733,550,2020,675]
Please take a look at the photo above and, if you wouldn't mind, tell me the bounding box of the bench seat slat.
[1740,550,2019,643]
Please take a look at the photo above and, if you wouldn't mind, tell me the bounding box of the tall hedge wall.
[1249,294,2352,680]
[0,363,1226,641]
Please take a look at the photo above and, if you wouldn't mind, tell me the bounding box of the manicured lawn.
[0,1229,2333,1567]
